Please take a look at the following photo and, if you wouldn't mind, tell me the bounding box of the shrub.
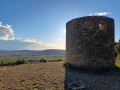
[48,58,64,62]
[33,61,38,63]
[0,60,8,66]
[40,59,48,62]
[116,55,120,59]
[0,58,64,66]
[115,40,120,56]
[1,60,6,65]
[8,61,16,65]
[56,58,63,61]
[62,62,66,67]
[16,59,27,65]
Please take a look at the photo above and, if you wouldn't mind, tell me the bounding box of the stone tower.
[66,16,115,69]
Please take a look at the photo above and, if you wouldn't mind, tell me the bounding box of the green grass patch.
[115,60,120,68]
[116,55,120,59]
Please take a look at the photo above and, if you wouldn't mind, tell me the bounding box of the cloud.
[0,22,2,25]
[0,38,65,50]
[45,43,65,49]
[89,12,112,16]
[0,22,14,40]
[0,21,65,50]
[22,38,44,45]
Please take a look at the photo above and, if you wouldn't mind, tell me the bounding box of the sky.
[0,0,120,50]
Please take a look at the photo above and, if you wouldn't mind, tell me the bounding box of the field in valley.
[0,50,65,62]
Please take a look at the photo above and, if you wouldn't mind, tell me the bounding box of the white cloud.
[0,22,2,25]
[0,23,14,40]
[89,12,112,16]
[45,43,65,50]
[0,21,65,50]
[0,38,65,50]
[22,38,44,45]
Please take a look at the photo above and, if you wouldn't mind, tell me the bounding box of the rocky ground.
[0,61,120,90]
[65,68,120,90]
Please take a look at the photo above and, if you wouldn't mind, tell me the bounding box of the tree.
[116,39,120,55]
[117,40,120,53]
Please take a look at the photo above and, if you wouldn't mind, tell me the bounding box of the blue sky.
[0,0,119,50]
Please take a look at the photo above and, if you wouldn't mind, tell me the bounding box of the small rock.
[66,81,88,90]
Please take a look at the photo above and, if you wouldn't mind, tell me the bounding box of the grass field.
[0,61,65,90]
[0,53,65,62]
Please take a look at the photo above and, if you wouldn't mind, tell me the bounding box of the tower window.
[99,23,105,30]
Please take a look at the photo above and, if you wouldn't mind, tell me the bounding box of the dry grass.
[115,59,120,68]
[0,61,65,90]
[0,60,120,90]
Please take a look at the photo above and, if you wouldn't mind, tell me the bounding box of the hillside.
[0,49,66,55]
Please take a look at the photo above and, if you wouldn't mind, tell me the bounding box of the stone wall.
[66,16,115,69]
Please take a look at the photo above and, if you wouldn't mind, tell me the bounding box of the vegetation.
[0,53,65,62]
[0,59,27,66]
[0,58,64,66]
[115,60,120,68]
[0,50,65,62]
[0,50,65,66]
[115,39,120,59]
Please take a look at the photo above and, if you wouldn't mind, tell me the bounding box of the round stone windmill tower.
[66,16,115,70]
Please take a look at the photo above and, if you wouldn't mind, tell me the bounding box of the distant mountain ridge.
[0,49,66,55]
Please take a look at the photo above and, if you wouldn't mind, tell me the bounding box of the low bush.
[16,59,27,65]
[8,61,16,65]
[40,59,48,62]
[0,58,64,66]
[0,60,8,66]
[0,59,27,66]
[33,61,39,63]
[62,62,66,67]
[116,55,120,59]
[48,58,63,62]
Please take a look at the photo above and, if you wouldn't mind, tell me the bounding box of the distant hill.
[0,49,66,55]
[41,49,65,55]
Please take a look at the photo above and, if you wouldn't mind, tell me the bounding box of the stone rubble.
[66,81,89,90]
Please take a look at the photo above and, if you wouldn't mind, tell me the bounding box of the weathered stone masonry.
[66,16,115,69]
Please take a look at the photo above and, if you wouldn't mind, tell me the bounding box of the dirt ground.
[0,61,65,90]
[0,61,120,90]
[65,68,120,90]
